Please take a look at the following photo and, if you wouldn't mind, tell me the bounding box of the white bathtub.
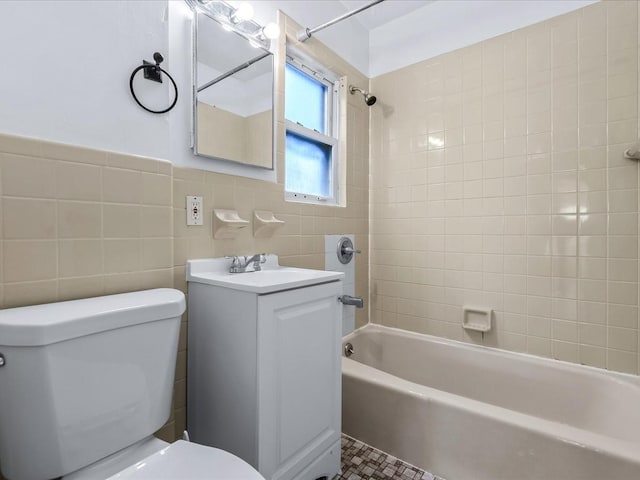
[342,324,640,480]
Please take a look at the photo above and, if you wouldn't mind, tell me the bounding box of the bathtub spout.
[340,295,364,308]
[344,343,354,357]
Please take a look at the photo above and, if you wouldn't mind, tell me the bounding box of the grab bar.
[339,295,364,308]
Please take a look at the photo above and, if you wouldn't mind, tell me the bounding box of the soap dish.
[462,306,492,332]
[213,209,249,239]
[253,210,285,238]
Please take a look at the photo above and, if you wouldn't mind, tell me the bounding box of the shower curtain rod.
[197,52,270,93]
[296,0,386,42]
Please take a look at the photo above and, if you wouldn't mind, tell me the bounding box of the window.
[284,57,340,204]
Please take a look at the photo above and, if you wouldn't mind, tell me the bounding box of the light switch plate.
[186,196,203,226]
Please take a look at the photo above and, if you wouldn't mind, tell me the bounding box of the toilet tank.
[0,288,186,480]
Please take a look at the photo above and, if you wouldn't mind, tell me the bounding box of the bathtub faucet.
[339,295,364,308]
[227,254,267,273]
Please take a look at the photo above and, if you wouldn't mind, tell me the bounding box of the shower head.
[349,85,376,106]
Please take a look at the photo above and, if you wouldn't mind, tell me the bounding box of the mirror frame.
[189,2,276,170]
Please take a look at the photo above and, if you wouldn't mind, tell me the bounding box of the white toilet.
[0,288,264,480]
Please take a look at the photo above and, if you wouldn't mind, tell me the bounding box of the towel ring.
[129,52,178,114]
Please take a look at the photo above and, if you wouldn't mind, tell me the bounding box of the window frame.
[284,55,340,205]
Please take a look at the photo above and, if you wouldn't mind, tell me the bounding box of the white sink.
[186,256,343,294]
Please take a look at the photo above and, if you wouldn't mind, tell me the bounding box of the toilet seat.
[106,440,265,480]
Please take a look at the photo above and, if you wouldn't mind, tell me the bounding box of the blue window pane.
[285,64,326,133]
[285,131,332,197]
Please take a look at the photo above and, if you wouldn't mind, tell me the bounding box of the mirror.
[192,10,274,169]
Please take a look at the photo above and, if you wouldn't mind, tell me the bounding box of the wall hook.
[143,52,165,83]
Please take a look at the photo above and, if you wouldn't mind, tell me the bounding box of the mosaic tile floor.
[340,434,444,480]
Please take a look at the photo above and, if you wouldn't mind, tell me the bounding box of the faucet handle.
[251,253,267,271]
[225,255,242,273]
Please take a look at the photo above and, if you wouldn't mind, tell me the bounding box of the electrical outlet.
[186,196,203,226]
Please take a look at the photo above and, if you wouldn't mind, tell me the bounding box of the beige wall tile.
[157,161,172,176]
[140,206,172,238]
[580,344,606,368]
[104,239,140,274]
[103,167,142,204]
[103,272,142,295]
[0,133,47,158]
[58,201,102,238]
[59,239,102,278]
[40,140,106,166]
[103,204,140,238]
[173,266,187,293]
[56,161,101,201]
[154,423,175,444]
[608,349,638,374]
[3,198,56,239]
[106,152,163,173]
[608,326,638,352]
[4,240,57,282]
[1,154,56,198]
[3,280,58,308]
[369,0,640,375]
[141,238,173,270]
[58,276,104,301]
[136,268,174,289]
[178,320,187,352]
[174,378,186,409]
[175,407,186,440]
[175,350,187,381]
[142,173,172,206]
[173,179,209,209]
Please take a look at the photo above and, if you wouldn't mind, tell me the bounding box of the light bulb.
[231,2,254,23]
[262,22,280,40]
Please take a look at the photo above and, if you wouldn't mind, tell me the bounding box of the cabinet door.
[257,281,342,480]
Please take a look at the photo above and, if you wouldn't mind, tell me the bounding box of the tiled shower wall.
[370,1,640,374]
[0,14,369,447]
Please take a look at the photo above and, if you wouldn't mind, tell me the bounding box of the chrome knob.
[337,237,360,264]
[0,353,5,367]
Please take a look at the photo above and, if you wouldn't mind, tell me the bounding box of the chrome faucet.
[227,254,267,273]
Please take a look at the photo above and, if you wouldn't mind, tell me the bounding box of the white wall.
[368,0,599,77]
[0,0,279,181]
[0,0,600,178]
[251,0,370,76]
[0,0,368,181]
[0,0,170,158]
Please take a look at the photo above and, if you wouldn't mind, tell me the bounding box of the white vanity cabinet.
[186,257,343,480]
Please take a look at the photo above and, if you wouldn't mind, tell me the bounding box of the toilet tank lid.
[0,288,186,347]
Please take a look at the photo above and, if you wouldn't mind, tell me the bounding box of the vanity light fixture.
[250,22,280,48]
[190,0,279,50]
[230,2,254,23]
[261,22,280,40]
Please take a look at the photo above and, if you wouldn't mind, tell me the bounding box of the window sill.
[284,191,342,207]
